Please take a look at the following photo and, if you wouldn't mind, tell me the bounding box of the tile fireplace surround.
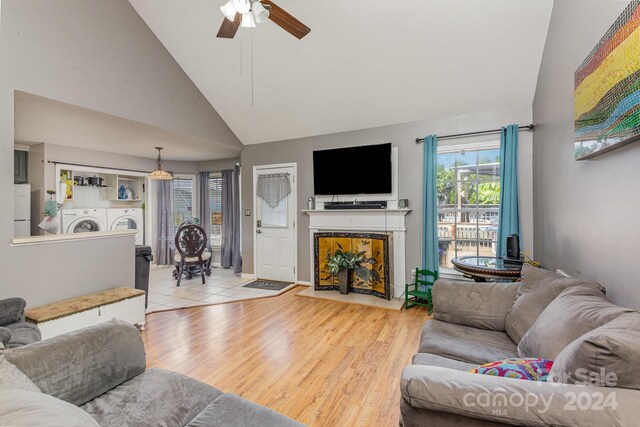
[304,209,410,298]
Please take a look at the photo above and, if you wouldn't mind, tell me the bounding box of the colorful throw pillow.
[470,358,554,381]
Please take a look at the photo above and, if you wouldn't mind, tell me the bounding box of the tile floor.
[146,265,286,313]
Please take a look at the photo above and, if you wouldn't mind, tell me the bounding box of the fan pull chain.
[250,27,255,106]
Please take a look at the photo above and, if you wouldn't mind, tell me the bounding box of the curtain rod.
[45,160,151,175]
[415,124,535,144]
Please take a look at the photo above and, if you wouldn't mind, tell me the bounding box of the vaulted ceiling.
[130,0,554,145]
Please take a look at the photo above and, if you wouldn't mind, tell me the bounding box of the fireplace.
[305,208,410,299]
[314,232,391,300]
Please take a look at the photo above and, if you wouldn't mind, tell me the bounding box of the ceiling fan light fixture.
[232,0,251,14]
[240,12,256,28]
[147,147,173,180]
[252,1,269,24]
[220,0,237,21]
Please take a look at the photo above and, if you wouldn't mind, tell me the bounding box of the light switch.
[244,209,251,216]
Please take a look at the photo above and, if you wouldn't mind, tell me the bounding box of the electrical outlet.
[244,209,251,216]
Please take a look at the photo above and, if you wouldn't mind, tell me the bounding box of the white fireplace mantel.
[303,209,411,298]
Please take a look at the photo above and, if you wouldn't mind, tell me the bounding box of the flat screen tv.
[313,143,392,195]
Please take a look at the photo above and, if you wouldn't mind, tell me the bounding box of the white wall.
[532,0,639,308]
[241,104,534,282]
[0,0,238,306]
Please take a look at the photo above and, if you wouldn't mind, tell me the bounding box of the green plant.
[327,249,366,274]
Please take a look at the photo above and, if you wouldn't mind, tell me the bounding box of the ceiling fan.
[217,0,310,40]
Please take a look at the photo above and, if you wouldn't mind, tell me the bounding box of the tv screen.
[313,143,392,195]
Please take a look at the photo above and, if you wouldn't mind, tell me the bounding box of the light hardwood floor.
[142,286,428,426]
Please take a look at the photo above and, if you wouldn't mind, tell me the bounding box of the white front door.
[254,165,296,283]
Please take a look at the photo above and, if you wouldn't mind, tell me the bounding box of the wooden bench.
[25,287,146,340]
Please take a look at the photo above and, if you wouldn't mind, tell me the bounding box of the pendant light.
[147,147,173,180]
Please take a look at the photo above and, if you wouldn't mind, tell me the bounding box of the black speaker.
[506,234,520,260]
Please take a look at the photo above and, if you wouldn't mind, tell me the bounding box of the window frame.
[436,141,501,276]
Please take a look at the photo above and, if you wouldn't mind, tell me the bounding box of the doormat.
[243,280,292,291]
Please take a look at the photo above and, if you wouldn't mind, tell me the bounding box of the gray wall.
[0,0,236,306]
[241,104,534,283]
[532,0,639,308]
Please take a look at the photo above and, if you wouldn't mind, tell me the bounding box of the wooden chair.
[174,224,210,287]
[405,268,438,313]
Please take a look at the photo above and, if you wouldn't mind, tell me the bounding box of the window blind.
[173,177,193,226]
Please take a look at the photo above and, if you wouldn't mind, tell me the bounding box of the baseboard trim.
[241,273,256,280]
[296,281,312,286]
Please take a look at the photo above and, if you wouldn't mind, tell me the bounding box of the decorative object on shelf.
[217,0,310,40]
[65,180,73,199]
[575,1,640,160]
[118,185,127,200]
[399,199,409,209]
[307,196,315,210]
[147,147,173,180]
[125,188,133,200]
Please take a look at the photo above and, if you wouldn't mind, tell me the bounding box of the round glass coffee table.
[451,256,522,282]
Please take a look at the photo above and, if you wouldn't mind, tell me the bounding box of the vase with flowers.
[327,249,366,295]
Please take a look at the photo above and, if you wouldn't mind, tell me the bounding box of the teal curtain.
[422,135,439,276]
[496,124,521,258]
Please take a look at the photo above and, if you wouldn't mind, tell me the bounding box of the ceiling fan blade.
[262,0,310,39]
[217,13,241,39]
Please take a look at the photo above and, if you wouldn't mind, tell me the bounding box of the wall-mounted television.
[313,143,392,195]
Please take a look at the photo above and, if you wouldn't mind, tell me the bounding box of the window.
[209,174,223,247]
[173,177,193,227]
[437,145,501,270]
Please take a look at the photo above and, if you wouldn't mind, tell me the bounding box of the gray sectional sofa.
[0,319,304,427]
[400,264,640,426]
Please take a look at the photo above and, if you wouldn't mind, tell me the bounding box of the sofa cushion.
[518,285,632,360]
[411,353,477,372]
[81,367,223,427]
[0,297,26,326]
[0,390,99,427]
[187,393,305,427]
[0,343,40,393]
[433,280,518,332]
[549,312,640,390]
[505,264,605,344]
[5,322,41,348]
[418,320,518,365]
[5,319,145,406]
[470,358,554,381]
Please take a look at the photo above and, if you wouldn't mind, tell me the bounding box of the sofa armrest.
[4,319,145,407]
[401,365,637,426]
[432,280,518,331]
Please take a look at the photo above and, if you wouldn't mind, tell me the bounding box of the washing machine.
[107,208,144,245]
[61,209,108,234]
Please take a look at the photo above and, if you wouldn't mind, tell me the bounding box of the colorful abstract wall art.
[575,0,640,160]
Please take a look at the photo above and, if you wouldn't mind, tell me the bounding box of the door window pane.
[260,196,287,227]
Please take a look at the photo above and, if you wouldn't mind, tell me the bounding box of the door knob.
[256,229,262,234]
